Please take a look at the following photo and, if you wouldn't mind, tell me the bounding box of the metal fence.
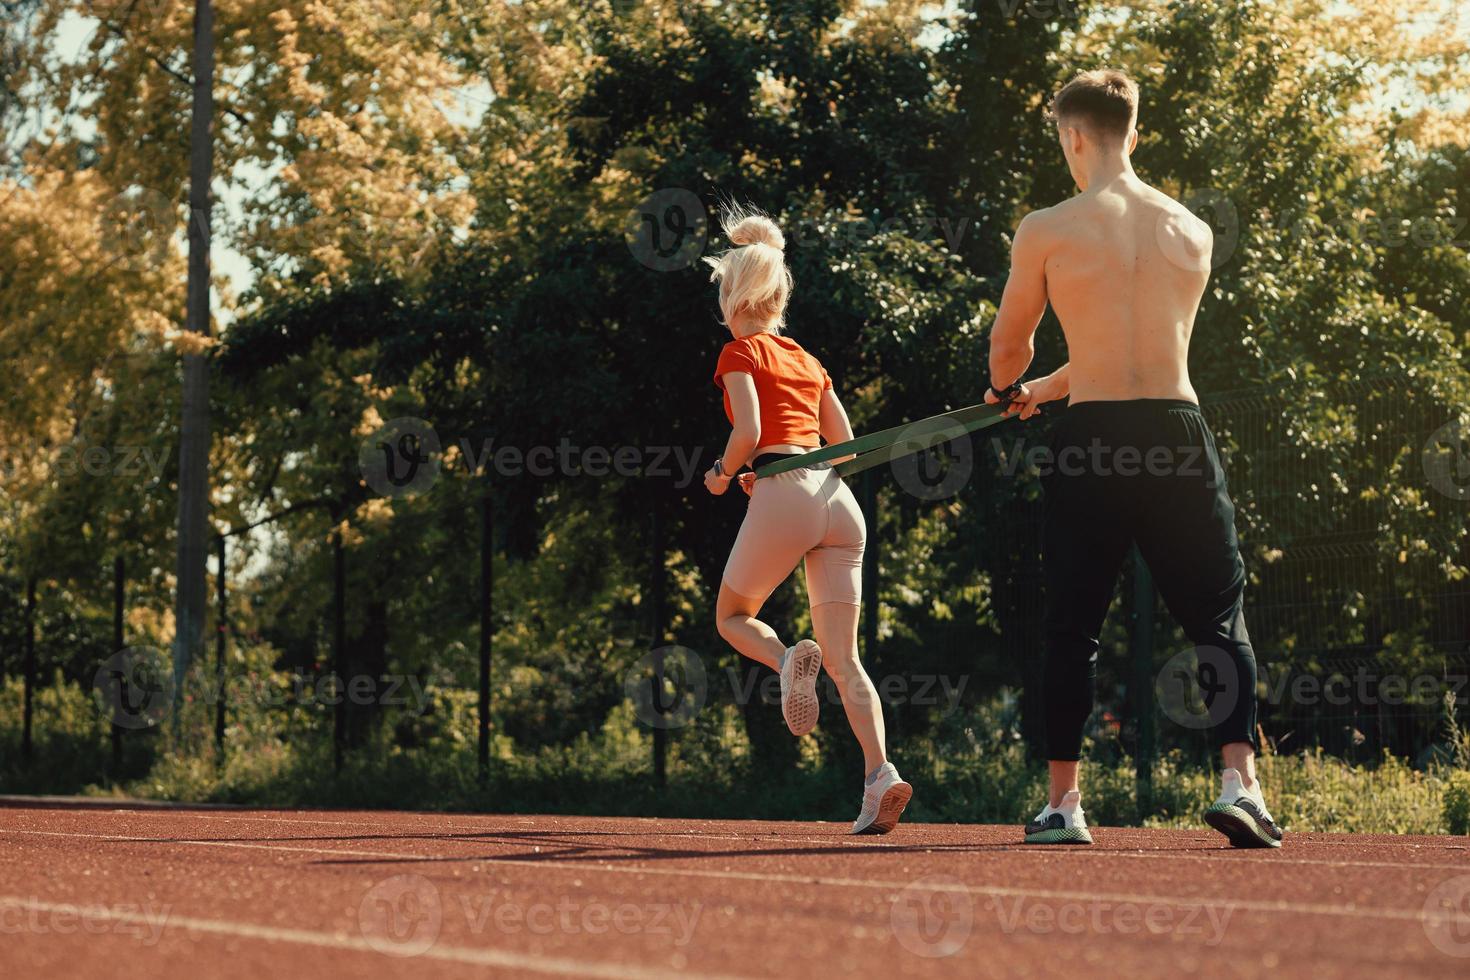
[939,379,1468,766]
[1204,381,1469,759]
[5,381,1466,789]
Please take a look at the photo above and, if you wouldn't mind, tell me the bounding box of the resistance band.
[753,399,1024,481]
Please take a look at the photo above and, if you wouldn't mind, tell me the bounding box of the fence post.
[478,491,493,783]
[1131,547,1157,819]
[22,575,36,766]
[215,535,227,756]
[332,522,346,772]
[650,507,668,787]
[113,556,125,771]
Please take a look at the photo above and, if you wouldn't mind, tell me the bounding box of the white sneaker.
[779,639,823,736]
[851,763,913,835]
[1023,790,1093,844]
[1204,768,1283,848]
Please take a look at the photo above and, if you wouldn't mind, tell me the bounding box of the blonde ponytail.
[703,204,793,331]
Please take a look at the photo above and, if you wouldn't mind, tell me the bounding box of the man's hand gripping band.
[987,380,1025,409]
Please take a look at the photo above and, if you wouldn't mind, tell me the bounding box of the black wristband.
[989,380,1024,407]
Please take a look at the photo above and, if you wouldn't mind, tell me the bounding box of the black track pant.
[1041,399,1258,760]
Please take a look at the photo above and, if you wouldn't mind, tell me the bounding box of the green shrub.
[1443,770,1470,835]
[2,682,1462,834]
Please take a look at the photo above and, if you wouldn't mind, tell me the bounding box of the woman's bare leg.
[812,600,886,773]
[716,581,785,672]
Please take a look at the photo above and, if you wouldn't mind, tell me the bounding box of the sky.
[48,8,491,328]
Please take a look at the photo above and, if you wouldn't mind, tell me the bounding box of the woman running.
[700,204,911,834]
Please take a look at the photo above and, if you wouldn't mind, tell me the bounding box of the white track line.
[3,815,1464,872]
[2,827,1461,927]
[0,896,745,980]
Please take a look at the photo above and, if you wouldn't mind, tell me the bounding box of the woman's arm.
[705,372,761,495]
[817,388,857,466]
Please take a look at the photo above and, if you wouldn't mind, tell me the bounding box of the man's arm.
[987,210,1050,389]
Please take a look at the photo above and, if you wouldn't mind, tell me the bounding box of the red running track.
[1,801,1468,979]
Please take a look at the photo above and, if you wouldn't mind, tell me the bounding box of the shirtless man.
[984,69,1282,848]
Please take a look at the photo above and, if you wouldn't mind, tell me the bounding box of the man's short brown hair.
[1050,69,1138,144]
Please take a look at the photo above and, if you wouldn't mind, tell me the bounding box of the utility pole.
[171,0,216,723]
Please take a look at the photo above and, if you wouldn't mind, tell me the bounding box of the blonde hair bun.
[703,203,793,330]
[726,212,785,251]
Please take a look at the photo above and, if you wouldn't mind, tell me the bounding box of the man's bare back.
[994,67,1277,849]
[1027,174,1213,405]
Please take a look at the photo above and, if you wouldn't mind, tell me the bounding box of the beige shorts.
[723,466,866,607]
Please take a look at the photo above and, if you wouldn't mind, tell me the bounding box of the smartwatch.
[989,380,1024,407]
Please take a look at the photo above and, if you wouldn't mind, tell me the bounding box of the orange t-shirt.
[713,332,832,449]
